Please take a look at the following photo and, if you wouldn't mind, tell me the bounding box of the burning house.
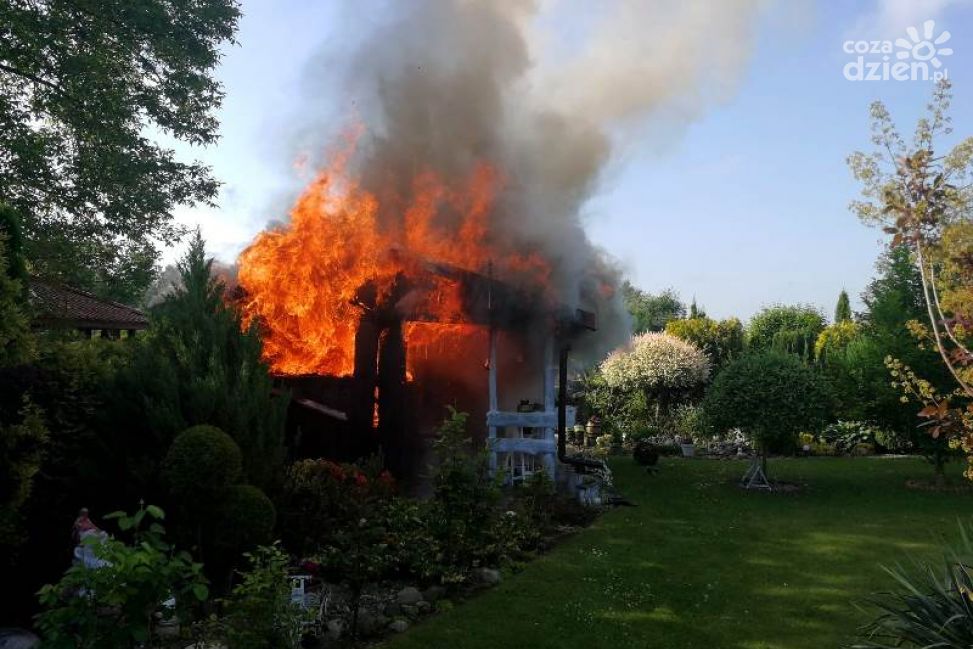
[229,0,735,490]
[236,156,604,490]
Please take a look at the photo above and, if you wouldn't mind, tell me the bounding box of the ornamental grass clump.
[850,521,973,649]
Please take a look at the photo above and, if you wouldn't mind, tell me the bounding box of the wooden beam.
[486,408,576,429]
[293,397,349,421]
[491,437,556,455]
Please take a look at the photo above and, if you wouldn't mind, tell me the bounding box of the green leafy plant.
[281,457,396,558]
[670,403,707,444]
[747,304,826,361]
[666,315,745,372]
[621,282,685,334]
[429,407,503,580]
[163,424,243,501]
[1,2,240,301]
[112,232,287,492]
[218,484,277,554]
[0,394,47,562]
[218,543,306,649]
[850,521,973,648]
[874,428,912,453]
[819,421,881,455]
[35,503,208,649]
[0,232,34,367]
[702,351,831,473]
[577,369,650,440]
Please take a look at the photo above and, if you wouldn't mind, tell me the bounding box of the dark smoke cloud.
[278,0,767,363]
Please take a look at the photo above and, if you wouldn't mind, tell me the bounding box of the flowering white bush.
[599,332,710,394]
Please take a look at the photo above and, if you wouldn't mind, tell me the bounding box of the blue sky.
[165,0,973,323]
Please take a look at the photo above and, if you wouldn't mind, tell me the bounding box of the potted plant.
[671,404,703,457]
[570,424,585,447]
[585,417,602,448]
[677,435,695,457]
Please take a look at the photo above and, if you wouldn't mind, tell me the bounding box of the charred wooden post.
[350,278,385,463]
[352,311,381,433]
[377,319,408,475]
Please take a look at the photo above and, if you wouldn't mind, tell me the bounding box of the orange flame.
[237,137,550,376]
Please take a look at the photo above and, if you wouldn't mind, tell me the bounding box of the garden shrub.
[665,315,744,371]
[219,484,277,552]
[281,457,395,558]
[577,369,650,440]
[670,402,707,444]
[429,407,503,580]
[819,421,880,454]
[747,304,825,361]
[702,351,831,456]
[874,428,912,453]
[0,336,135,626]
[163,424,243,499]
[0,233,34,367]
[815,320,862,362]
[279,410,590,593]
[599,332,711,405]
[0,396,47,563]
[112,232,287,491]
[218,544,305,649]
[589,333,710,441]
[379,497,442,582]
[35,504,209,649]
[633,440,660,466]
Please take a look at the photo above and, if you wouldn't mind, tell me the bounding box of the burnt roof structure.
[29,279,149,332]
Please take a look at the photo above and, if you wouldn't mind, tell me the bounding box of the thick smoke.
[290,0,766,361]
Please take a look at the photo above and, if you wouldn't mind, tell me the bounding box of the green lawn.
[382,456,973,649]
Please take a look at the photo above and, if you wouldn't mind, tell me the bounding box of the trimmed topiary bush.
[163,424,243,498]
[219,484,276,551]
[702,351,831,457]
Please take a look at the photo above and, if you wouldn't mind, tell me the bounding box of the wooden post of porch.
[541,335,556,478]
[488,326,498,474]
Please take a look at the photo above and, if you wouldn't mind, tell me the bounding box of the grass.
[382,456,973,649]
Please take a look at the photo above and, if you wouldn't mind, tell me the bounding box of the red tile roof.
[29,279,149,330]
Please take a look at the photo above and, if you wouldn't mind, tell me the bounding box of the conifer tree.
[834,289,852,323]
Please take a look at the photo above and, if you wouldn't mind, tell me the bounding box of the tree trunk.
[933,450,947,487]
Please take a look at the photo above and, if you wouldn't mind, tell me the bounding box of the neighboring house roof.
[29,279,149,330]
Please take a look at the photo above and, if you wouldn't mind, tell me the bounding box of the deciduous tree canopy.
[621,282,685,334]
[0,0,240,302]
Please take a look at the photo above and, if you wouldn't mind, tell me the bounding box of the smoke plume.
[280,0,767,360]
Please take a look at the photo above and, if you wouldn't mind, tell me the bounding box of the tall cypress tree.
[111,231,287,492]
[834,289,852,323]
[0,235,33,366]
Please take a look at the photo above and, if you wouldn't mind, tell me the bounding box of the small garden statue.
[71,507,109,569]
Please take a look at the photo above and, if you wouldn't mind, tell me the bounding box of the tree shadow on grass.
[382,457,971,649]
